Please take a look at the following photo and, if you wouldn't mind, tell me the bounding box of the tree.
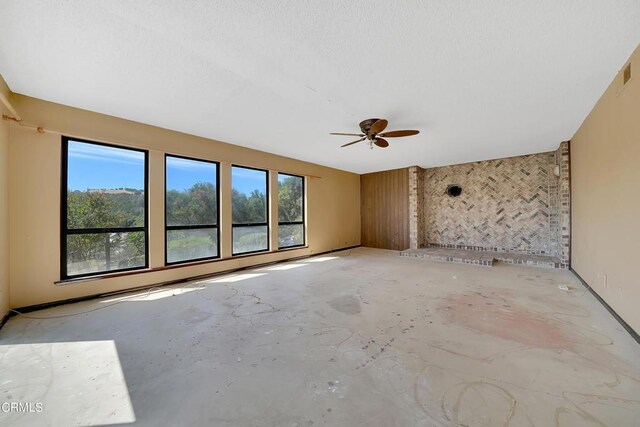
[278,176,302,222]
[167,182,217,225]
[66,190,145,271]
[232,188,266,223]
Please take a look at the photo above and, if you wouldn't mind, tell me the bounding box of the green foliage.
[66,190,145,273]
[67,191,144,228]
[232,188,266,223]
[278,224,304,247]
[66,177,304,271]
[126,232,146,265]
[167,229,216,262]
[278,176,303,222]
[233,226,268,253]
[166,182,217,225]
[231,185,268,252]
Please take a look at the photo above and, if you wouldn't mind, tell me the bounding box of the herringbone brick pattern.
[424,153,555,255]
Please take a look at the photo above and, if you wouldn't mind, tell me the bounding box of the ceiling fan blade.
[330,132,365,137]
[341,137,366,148]
[374,138,389,148]
[369,119,388,135]
[379,130,420,138]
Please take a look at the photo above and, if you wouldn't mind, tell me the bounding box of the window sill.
[54,245,310,285]
[231,249,271,258]
[278,244,307,251]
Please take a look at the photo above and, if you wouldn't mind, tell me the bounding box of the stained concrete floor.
[1,247,639,426]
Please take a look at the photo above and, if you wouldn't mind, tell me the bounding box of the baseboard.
[0,310,10,330]
[1,244,361,327]
[571,268,639,345]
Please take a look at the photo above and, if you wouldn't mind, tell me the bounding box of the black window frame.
[277,172,306,249]
[60,136,149,280]
[164,154,221,265]
[231,164,270,256]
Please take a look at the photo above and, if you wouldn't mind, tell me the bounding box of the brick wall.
[408,166,425,249]
[557,141,570,268]
[549,151,561,258]
[409,144,570,265]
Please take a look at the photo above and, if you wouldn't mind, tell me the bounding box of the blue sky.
[278,173,300,184]
[232,166,267,195]
[166,156,217,191]
[68,141,145,191]
[68,141,267,194]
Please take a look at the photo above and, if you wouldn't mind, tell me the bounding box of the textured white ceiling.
[1,1,639,173]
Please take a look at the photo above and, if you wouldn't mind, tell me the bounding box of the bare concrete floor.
[1,247,639,426]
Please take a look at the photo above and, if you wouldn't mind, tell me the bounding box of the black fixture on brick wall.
[447,184,462,197]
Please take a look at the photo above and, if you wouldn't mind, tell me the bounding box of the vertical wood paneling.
[360,168,410,250]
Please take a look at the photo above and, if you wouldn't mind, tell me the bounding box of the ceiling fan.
[330,118,419,149]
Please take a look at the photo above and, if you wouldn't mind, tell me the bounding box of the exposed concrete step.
[399,247,561,269]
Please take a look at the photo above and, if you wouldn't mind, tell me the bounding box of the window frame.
[277,172,306,249]
[60,136,149,280]
[231,164,270,256]
[164,154,221,266]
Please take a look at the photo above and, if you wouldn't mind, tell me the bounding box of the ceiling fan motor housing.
[359,118,381,136]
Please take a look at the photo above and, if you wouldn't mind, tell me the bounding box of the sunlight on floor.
[305,256,339,263]
[255,263,307,271]
[205,273,266,283]
[100,286,202,303]
[0,340,135,426]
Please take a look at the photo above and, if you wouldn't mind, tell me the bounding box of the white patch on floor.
[0,341,135,426]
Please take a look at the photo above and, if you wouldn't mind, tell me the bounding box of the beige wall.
[0,76,10,318]
[7,94,360,308]
[571,44,640,333]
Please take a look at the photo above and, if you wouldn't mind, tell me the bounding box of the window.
[61,138,148,279]
[165,155,219,264]
[232,166,269,255]
[278,173,305,248]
